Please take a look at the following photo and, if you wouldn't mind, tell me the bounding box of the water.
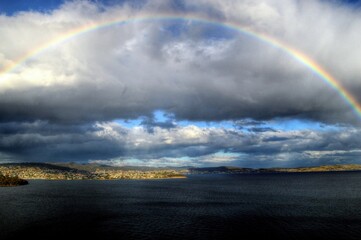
[1,172,361,239]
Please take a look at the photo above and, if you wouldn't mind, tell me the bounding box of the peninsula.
[0,163,187,181]
[0,173,28,187]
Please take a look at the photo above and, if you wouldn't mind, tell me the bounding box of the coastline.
[21,175,188,181]
[0,163,188,181]
[4,163,361,182]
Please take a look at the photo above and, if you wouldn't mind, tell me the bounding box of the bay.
[1,172,361,239]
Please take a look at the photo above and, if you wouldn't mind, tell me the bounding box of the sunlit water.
[1,172,361,239]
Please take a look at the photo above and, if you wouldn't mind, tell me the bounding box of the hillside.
[189,164,361,174]
[270,164,361,173]
[0,173,28,187]
[189,166,253,174]
[1,163,361,181]
[0,163,187,180]
[52,162,176,172]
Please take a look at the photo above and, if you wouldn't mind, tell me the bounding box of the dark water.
[1,172,361,240]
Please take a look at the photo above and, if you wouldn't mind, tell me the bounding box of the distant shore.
[144,175,187,180]
[24,175,188,181]
[2,163,361,183]
[188,164,361,174]
[0,163,188,181]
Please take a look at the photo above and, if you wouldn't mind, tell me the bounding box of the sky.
[0,0,361,168]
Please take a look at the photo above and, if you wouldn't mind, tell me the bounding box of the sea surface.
[1,172,361,240]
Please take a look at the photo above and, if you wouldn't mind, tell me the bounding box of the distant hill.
[269,164,361,173]
[51,162,174,172]
[2,163,361,181]
[1,162,83,172]
[189,164,361,174]
[0,162,187,180]
[189,166,253,174]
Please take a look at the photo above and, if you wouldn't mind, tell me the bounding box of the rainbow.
[1,13,360,120]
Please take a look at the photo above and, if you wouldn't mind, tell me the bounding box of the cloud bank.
[0,0,360,167]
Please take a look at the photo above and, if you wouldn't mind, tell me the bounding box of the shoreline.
[21,175,188,181]
[8,170,361,182]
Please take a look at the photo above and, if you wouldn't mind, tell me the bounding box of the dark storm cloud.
[1,120,361,167]
[0,121,124,162]
[0,0,360,125]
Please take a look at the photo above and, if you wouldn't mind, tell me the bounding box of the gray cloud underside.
[0,121,360,167]
[0,0,360,124]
